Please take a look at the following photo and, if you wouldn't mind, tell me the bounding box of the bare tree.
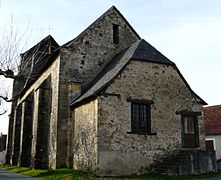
[0,18,47,115]
[0,0,21,118]
[0,18,24,116]
[0,13,58,119]
[0,19,23,79]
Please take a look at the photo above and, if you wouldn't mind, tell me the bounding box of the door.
[206,140,214,151]
[181,115,199,148]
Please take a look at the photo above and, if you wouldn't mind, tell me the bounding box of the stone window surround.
[127,98,156,135]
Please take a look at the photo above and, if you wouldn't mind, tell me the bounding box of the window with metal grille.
[131,102,151,133]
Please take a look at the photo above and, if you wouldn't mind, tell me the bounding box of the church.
[6,6,216,176]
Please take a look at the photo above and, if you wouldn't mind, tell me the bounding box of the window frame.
[127,98,154,135]
[178,112,200,148]
[183,116,195,134]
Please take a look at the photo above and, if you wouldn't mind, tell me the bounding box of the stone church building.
[6,6,216,175]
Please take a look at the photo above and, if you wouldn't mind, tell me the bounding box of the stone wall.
[0,151,6,165]
[73,99,98,172]
[151,149,216,175]
[58,8,139,169]
[61,8,139,85]
[59,6,140,107]
[13,56,60,169]
[34,76,52,168]
[5,100,16,164]
[96,60,205,175]
[19,91,34,167]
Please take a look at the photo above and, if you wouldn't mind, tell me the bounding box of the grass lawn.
[1,165,221,180]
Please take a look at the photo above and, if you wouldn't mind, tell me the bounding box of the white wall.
[206,135,221,160]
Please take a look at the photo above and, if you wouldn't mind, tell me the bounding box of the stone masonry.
[95,61,206,175]
[71,55,214,175]
[6,6,215,176]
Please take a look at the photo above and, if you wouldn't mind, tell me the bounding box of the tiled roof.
[204,105,221,135]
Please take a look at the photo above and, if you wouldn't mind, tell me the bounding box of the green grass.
[0,166,88,179]
[1,165,221,179]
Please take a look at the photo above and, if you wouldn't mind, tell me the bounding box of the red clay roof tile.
[204,105,221,135]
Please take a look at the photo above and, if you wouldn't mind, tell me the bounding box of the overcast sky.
[0,0,220,134]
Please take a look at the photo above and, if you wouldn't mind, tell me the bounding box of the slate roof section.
[71,39,141,106]
[21,35,59,59]
[19,35,60,96]
[63,5,140,47]
[132,39,174,65]
[204,105,221,135]
[71,39,206,107]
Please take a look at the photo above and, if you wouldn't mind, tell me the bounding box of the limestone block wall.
[15,56,60,169]
[96,60,205,175]
[73,99,98,172]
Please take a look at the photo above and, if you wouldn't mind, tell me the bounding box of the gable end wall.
[96,60,205,175]
[57,9,140,169]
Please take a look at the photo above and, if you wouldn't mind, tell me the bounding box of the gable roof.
[63,6,140,47]
[71,39,206,107]
[71,40,140,106]
[18,35,60,97]
[204,105,221,135]
[132,39,174,65]
[21,35,59,57]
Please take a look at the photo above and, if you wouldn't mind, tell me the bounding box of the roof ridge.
[21,34,59,56]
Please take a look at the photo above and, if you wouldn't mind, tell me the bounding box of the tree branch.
[0,95,13,102]
[0,69,20,79]
[0,110,6,116]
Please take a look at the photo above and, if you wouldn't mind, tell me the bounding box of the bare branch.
[0,95,12,102]
[0,69,20,79]
[0,110,6,116]
[0,15,47,117]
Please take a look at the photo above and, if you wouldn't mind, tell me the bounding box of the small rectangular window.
[113,24,119,44]
[131,102,151,133]
[184,116,195,134]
